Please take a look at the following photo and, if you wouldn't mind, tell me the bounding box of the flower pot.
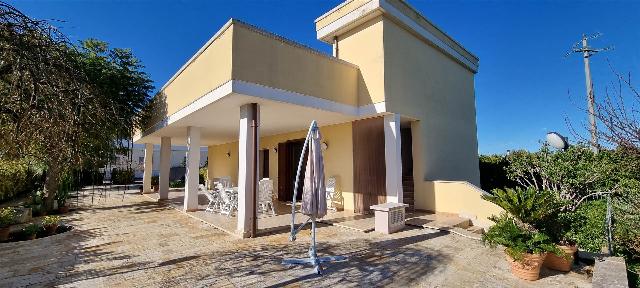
[26,233,36,240]
[506,251,547,281]
[544,245,577,272]
[153,186,159,192]
[59,206,70,214]
[0,227,10,241]
[44,224,59,236]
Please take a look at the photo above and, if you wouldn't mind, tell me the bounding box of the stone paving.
[0,189,592,287]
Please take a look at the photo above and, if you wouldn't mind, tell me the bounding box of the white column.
[237,103,259,238]
[159,137,171,200]
[184,127,201,211]
[142,143,153,193]
[384,114,403,203]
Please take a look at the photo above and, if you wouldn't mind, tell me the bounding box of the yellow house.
[134,0,501,237]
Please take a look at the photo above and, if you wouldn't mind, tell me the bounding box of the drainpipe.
[332,36,339,58]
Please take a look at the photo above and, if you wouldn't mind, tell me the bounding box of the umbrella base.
[282,254,347,275]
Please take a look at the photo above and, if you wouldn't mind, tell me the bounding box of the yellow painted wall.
[336,16,386,106]
[383,17,481,186]
[415,181,503,228]
[232,23,359,106]
[162,25,233,116]
[207,122,356,212]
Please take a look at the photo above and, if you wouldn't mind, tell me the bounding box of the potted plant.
[151,176,159,192]
[0,208,17,241]
[482,187,564,280]
[41,215,61,236]
[483,214,562,281]
[22,223,40,240]
[541,212,578,272]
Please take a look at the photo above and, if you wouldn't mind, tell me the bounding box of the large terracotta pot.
[0,227,10,241]
[544,245,577,272]
[59,206,70,214]
[506,251,547,281]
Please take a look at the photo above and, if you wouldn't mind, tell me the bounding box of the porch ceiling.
[135,92,358,146]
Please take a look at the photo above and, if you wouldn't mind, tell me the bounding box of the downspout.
[332,36,339,58]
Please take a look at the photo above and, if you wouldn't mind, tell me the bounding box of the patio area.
[0,187,593,287]
[143,188,483,238]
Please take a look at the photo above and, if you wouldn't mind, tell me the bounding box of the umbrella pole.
[289,120,317,241]
[283,120,346,275]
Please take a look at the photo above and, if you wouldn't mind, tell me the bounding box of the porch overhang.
[133,80,387,146]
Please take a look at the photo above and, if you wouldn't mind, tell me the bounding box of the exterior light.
[226,151,231,158]
[321,141,328,151]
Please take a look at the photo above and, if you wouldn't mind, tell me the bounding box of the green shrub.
[169,180,185,188]
[482,214,562,261]
[199,167,207,185]
[0,208,17,228]
[111,168,134,185]
[22,223,40,235]
[0,159,44,203]
[570,199,606,253]
[479,154,517,192]
[482,187,562,229]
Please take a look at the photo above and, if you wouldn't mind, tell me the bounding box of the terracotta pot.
[44,224,58,236]
[26,233,36,240]
[544,245,577,272]
[506,251,547,281]
[59,206,70,214]
[0,227,10,241]
[153,186,159,192]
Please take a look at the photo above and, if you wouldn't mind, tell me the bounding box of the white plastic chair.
[258,178,276,216]
[326,176,343,211]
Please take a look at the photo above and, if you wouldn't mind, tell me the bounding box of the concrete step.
[405,213,471,230]
[465,226,484,234]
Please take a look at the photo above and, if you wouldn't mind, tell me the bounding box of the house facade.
[134,0,500,237]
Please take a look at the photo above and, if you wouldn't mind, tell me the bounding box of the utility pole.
[566,33,612,152]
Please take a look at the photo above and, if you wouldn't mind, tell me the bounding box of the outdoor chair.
[258,178,276,216]
[326,176,343,211]
[219,188,236,217]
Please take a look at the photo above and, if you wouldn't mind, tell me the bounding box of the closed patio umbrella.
[282,121,346,275]
[301,126,327,218]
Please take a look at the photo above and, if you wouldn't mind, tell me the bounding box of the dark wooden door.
[277,140,306,202]
[353,117,386,214]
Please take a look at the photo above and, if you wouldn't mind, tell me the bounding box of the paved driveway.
[0,190,591,287]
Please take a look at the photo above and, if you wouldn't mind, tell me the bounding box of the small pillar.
[142,143,153,193]
[184,127,201,211]
[159,137,171,200]
[237,103,259,238]
[384,114,403,203]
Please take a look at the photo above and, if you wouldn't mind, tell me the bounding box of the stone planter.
[14,208,32,224]
[544,245,577,272]
[506,251,547,281]
[0,227,10,241]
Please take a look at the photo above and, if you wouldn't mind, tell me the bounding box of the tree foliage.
[0,2,152,208]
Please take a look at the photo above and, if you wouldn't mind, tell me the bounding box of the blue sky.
[9,0,640,154]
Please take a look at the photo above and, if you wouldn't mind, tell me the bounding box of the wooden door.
[277,140,306,202]
[352,117,386,214]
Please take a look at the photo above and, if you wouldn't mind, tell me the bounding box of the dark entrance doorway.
[401,125,415,210]
[277,139,307,202]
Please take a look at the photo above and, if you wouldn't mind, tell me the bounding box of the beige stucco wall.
[382,18,481,186]
[207,122,356,212]
[415,181,503,228]
[232,24,359,107]
[162,26,233,116]
[336,16,385,106]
